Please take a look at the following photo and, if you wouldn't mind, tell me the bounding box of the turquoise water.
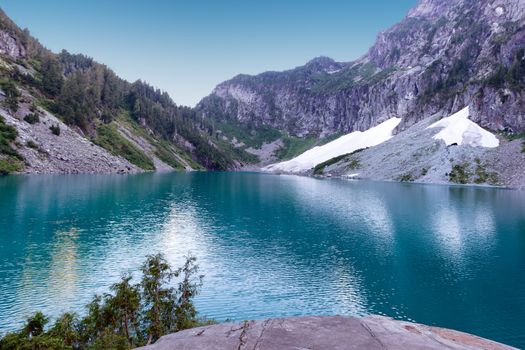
[0,172,524,347]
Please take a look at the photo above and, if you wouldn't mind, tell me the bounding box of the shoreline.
[2,169,522,191]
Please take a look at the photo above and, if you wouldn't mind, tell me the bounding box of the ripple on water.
[0,173,524,348]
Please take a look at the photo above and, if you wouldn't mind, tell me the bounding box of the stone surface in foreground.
[137,315,515,350]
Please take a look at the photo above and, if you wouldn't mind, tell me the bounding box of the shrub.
[26,140,38,149]
[0,79,20,112]
[449,163,470,184]
[347,158,360,170]
[398,173,414,182]
[313,149,365,175]
[0,117,23,173]
[0,158,23,175]
[473,158,499,185]
[49,124,60,136]
[23,113,40,124]
[0,254,204,349]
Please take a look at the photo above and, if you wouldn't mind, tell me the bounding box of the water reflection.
[48,229,79,307]
[0,173,524,348]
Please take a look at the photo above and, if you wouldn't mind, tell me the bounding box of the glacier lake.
[0,172,524,347]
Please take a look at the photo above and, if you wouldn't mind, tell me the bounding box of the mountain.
[197,0,525,145]
[0,9,252,174]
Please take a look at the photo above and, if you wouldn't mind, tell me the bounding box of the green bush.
[398,173,414,182]
[0,117,23,174]
[23,113,40,124]
[0,254,204,349]
[347,158,361,170]
[0,158,23,175]
[312,149,363,175]
[473,158,499,185]
[26,140,38,149]
[313,153,350,175]
[449,163,470,184]
[94,123,155,171]
[50,124,61,136]
[0,79,20,112]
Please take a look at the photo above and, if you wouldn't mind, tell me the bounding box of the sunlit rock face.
[136,316,516,350]
[198,0,525,137]
[0,31,26,59]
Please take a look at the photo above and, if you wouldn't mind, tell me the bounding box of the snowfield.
[264,118,402,173]
[427,106,499,148]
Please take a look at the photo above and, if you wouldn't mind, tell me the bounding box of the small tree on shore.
[0,254,203,350]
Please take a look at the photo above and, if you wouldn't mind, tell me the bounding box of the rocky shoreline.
[137,315,516,350]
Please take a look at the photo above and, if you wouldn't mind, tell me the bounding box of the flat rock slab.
[137,315,515,350]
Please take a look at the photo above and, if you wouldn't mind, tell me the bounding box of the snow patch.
[264,118,402,173]
[427,107,499,148]
[495,6,504,16]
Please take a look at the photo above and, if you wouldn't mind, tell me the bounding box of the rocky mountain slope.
[194,0,525,188]
[0,9,251,175]
[198,0,525,142]
[308,109,525,189]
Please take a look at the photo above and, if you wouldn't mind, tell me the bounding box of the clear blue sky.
[2,0,417,106]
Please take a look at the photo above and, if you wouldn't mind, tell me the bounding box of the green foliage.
[0,78,20,112]
[26,140,38,149]
[312,149,363,175]
[54,62,125,130]
[216,122,281,149]
[448,160,499,185]
[23,113,39,124]
[40,54,64,97]
[0,254,204,350]
[485,49,525,90]
[311,62,395,93]
[0,13,243,170]
[0,117,19,156]
[0,158,23,175]
[0,117,23,174]
[116,112,195,171]
[347,158,360,170]
[50,124,61,136]
[449,163,471,184]
[313,153,349,175]
[473,158,499,185]
[94,123,155,171]
[275,136,317,161]
[398,173,415,182]
[127,83,238,170]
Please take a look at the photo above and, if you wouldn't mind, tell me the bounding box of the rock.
[0,105,141,174]
[0,31,25,59]
[197,0,525,137]
[136,316,515,350]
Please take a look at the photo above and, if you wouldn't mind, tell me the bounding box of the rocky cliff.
[198,0,525,137]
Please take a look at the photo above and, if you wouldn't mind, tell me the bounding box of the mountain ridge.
[0,8,253,174]
[198,0,525,139]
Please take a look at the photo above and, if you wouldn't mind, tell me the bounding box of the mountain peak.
[305,56,337,67]
[407,0,462,18]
